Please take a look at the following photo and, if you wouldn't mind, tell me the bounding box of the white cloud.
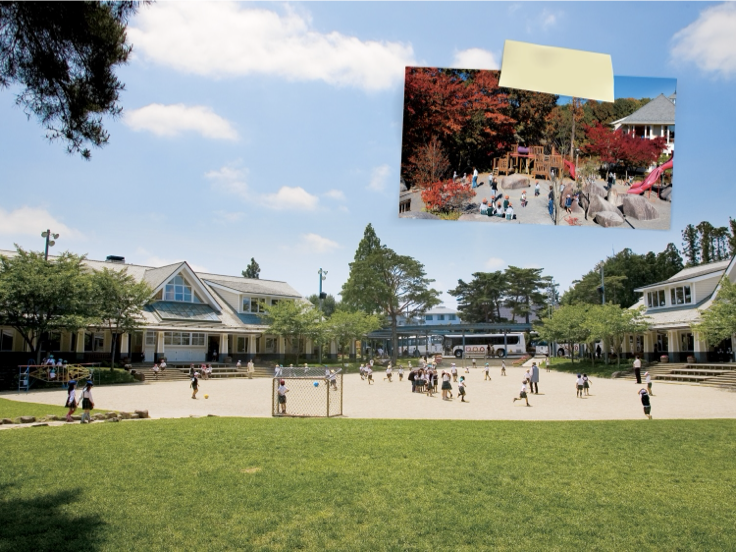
[671,3,736,78]
[451,48,499,70]
[367,164,391,192]
[207,165,319,210]
[261,186,319,211]
[128,3,415,91]
[0,206,81,239]
[124,103,238,140]
[324,189,346,201]
[485,257,507,270]
[299,233,341,253]
[542,12,557,29]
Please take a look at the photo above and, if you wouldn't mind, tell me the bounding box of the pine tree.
[681,224,700,266]
[697,221,714,264]
[242,258,260,279]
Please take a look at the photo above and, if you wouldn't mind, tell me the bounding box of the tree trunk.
[391,315,399,365]
[110,332,117,371]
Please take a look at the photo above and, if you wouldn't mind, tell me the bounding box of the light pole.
[41,229,59,260]
[318,268,328,363]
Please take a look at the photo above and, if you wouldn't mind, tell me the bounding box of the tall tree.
[586,304,650,367]
[448,271,507,323]
[326,310,383,361]
[341,246,440,364]
[341,224,383,314]
[0,1,143,158]
[694,277,736,346]
[0,248,92,362]
[89,267,152,369]
[242,258,260,279]
[697,221,715,264]
[307,293,337,318]
[263,300,321,366]
[729,218,736,256]
[681,224,700,266]
[655,243,684,278]
[535,304,591,364]
[501,88,559,146]
[503,267,551,323]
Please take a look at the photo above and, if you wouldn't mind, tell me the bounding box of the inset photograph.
[399,68,675,229]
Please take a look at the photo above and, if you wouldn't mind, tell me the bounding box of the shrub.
[421,178,476,213]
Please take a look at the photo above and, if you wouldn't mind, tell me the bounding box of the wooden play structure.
[492,145,571,180]
[17,362,95,392]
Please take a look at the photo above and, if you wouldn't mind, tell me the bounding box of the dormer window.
[670,285,692,305]
[242,296,266,313]
[164,275,203,303]
[647,290,666,308]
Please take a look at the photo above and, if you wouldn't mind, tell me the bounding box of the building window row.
[163,332,206,347]
[647,285,692,309]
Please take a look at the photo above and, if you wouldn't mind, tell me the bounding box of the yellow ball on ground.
[204,394,209,399]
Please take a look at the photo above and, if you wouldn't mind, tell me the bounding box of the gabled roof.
[635,259,731,292]
[143,262,184,291]
[611,94,675,126]
[201,276,302,298]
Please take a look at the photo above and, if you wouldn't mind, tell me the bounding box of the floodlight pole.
[41,229,60,260]
[318,268,328,364]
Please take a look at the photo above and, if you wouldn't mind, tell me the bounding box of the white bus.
[443,333,526,359]
[397,335,445,357]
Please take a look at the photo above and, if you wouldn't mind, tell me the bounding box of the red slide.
[562,159,576,180]
[628,156,673,195]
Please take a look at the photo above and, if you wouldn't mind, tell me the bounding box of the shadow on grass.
[0,483,106,552]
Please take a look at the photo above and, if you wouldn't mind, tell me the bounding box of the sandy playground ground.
[2,363,735,422]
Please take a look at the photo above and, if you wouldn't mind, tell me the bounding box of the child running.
[190,373,199,399]
[451,363,458,382]
[458,376,468,402]
[513,380,530,406]
[65,380,78,422]
[80,381,95,423]
[398,365,404,381]
[645,371,654,396]
[384,364,393,382]
[366,365,374,385]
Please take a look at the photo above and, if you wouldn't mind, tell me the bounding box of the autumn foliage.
[584,122,666,170]
[421,179,476,213]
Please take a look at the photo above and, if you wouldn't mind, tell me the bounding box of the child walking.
[645,371,654,396]
[80,381,95,423]
[576,374,584,398]
[583,374,592,396]
[458,376,468,402]
[398,366,404,381]
[191,373,199,399]
[501,360,506,376]
[484,363,491,381]
[65,380,78,422]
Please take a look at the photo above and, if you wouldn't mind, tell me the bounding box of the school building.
[625,256,735,363]
[611,92,676,155]
[0,250,331,365]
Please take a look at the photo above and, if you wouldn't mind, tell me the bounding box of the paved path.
[3,366,735,421]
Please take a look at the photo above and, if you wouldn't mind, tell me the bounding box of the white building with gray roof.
[611,93,676,154]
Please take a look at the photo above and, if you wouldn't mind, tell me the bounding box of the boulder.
[134,410,149,419]
[132,371,146,382]
[93,413,106,420]
[500,174,530,190]
[622,195,659,220]
[47,414,62,421]
[608,189,624,208]
[71,415,82,421]
[399,211,440,220]
[586,180,608,199]
[19,416,36,424]
[588,194,621,219]
[1,418,14,425]
[105,411,117,419]
[130,412,141,419]
[594,210,625,227]
[660,186,672,202]
[119,411,132,419]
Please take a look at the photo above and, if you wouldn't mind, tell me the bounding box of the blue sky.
[1,2,735,308]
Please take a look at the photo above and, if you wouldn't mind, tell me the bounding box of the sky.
[1,1,735,309]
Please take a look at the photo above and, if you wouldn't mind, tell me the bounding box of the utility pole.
[41,229,59,260]
[318,268,328,364]
[598,265,608,364]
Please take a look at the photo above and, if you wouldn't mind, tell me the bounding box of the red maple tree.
[584,122,667,171]
[421,178,476,213]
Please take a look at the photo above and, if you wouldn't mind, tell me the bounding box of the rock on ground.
[595,210,625,227]
[586,180,608,199]
[500,174,530,190]
[399,211,441,220]
[588,194,621,219]
[660,186,672,202]
[622,195,659,220]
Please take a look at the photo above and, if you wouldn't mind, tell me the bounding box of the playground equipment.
[18,362,94,392]
[628,156,673,195]
[492,145,569,180]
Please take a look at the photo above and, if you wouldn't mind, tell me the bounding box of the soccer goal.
[272,368,343,417]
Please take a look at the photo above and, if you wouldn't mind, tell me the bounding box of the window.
[164,274,203,303]
[670,285,691,305]
[265,337,276,353]
[448,314,457,321]
[0,330,13,351]
[163,332,206,347]
[242,296,266,313]
[425,315,434,321]
[668,125,675,144]
[236,336,247,353]
[271,299,279,307]
[437,314,445,321]
[145,331,156,346]
[647,290,666,308]
[84,332,105,352]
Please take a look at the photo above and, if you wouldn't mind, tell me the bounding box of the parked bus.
[397,335,444,357]
[443,333,526,358]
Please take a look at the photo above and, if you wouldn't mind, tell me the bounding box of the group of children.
[64,379,95,423]
[575,374,593,398]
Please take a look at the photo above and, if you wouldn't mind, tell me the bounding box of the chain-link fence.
[272,369,343,417]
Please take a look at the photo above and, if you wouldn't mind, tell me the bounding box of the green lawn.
[2,418,735,551]
[547,357,633,378]
[0,397,71,419]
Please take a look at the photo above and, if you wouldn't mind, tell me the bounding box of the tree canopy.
[0,1,143,158]
[308,293,337,318]
[242,258,260,279]
[694,278,736,346]
[263,300,321,366]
